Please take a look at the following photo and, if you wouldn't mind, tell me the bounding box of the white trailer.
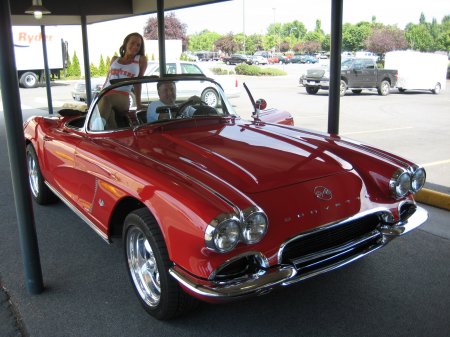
[384,50,448,94]
[12,26,68,88]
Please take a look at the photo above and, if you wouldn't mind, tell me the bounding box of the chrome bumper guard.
[169,206,428,300]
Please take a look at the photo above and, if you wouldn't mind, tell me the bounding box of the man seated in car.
[146,81,201,122]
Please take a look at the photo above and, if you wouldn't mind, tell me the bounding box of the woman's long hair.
[119,32,146,57]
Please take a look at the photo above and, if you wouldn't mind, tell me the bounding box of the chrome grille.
[280,212,384,272]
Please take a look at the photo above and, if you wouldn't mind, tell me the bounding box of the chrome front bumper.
[169,206,428,301]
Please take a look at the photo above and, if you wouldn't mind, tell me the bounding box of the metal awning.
[9,0,230,25]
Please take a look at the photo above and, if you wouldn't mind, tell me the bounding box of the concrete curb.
[415,188,450,211]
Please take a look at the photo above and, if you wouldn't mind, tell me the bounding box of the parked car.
[222,54,252,65]
[142,61,241,107]
[268,53,290,64]
[24,75,427,320]
[300,55,318,64]
[299,57,397,96]
[251,55,269,65]
[71,77,106,102]
[254,50,270,59]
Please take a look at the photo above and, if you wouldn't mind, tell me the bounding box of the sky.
[39,0,449,70]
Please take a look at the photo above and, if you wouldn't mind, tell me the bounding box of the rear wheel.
[123,208,198,320]
[377,80,390,96]
[19,72,39,88]
[201,88,219,107]
[305,87,319,95]
[431,83,441,94]
[26,144,56,204]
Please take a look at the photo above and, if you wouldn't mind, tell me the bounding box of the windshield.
[341,58,354,69]
[86,77,237,132]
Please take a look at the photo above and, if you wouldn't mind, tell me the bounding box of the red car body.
[24,76,427,319]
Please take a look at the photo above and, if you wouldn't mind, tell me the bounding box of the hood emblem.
[314,186,332,200]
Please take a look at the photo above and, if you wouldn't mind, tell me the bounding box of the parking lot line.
[421,159,450,168]
[341,126,414,136]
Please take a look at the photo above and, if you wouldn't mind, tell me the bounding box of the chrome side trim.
[45,182,109,243]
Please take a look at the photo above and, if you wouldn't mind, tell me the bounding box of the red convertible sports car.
[24,75,428,320]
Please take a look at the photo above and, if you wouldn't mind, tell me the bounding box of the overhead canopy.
[10,0,230,25]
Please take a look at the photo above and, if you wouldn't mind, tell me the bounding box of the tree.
[188,30,222,51]
[245,34,264,54]
[405,24,435,51]
[143,13,188,50]
[213,34,239,55]
[342,22,371,51]
[301,41,321,54]
[365,27,408,54]
[66,51,81,77]
[98,55,108,76]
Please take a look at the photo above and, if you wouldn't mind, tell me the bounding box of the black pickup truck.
[299,58,397,96]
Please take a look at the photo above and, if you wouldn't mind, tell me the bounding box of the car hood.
[117,119,353,194]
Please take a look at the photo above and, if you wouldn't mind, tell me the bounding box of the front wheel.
[377,80,390,96]
[431,83,441,95]
[123,208,198,320]
[340,80,347,96]
[305,86,319,95]
[26,144,56,204]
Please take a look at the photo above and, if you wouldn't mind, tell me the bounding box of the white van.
[384,50,448,94]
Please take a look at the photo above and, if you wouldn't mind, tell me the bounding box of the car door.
[362,59,377,87]
[349,59,364,87]
[41,121,83,204]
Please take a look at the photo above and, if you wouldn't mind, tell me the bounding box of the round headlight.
[390,170,411,198]
[411,167,426,192]
[242,207,268,244]
[213,220,240,253]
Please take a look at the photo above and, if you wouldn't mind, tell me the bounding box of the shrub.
[210,67,235,75]
[235,64,287,76]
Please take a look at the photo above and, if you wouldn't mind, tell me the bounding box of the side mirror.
[252,99,267,120]
[255,99,267,110]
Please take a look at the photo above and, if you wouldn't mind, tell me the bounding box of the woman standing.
[99,32,147,129]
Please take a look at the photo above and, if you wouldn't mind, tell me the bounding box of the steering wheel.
[176,98,209,119]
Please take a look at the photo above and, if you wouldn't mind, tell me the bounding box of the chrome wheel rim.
[27,154,39,198]
[203,91,218,107]
[340,81,346,95]
[126,226,161,307]
[382,82,389,95]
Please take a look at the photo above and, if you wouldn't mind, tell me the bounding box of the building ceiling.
[10,0,230,25]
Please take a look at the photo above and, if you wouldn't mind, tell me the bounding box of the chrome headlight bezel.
[241,206,269,244]
[389,168,411,198]
[410,166,426,193]
[205,213,241,253]
[205,206,269,253]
